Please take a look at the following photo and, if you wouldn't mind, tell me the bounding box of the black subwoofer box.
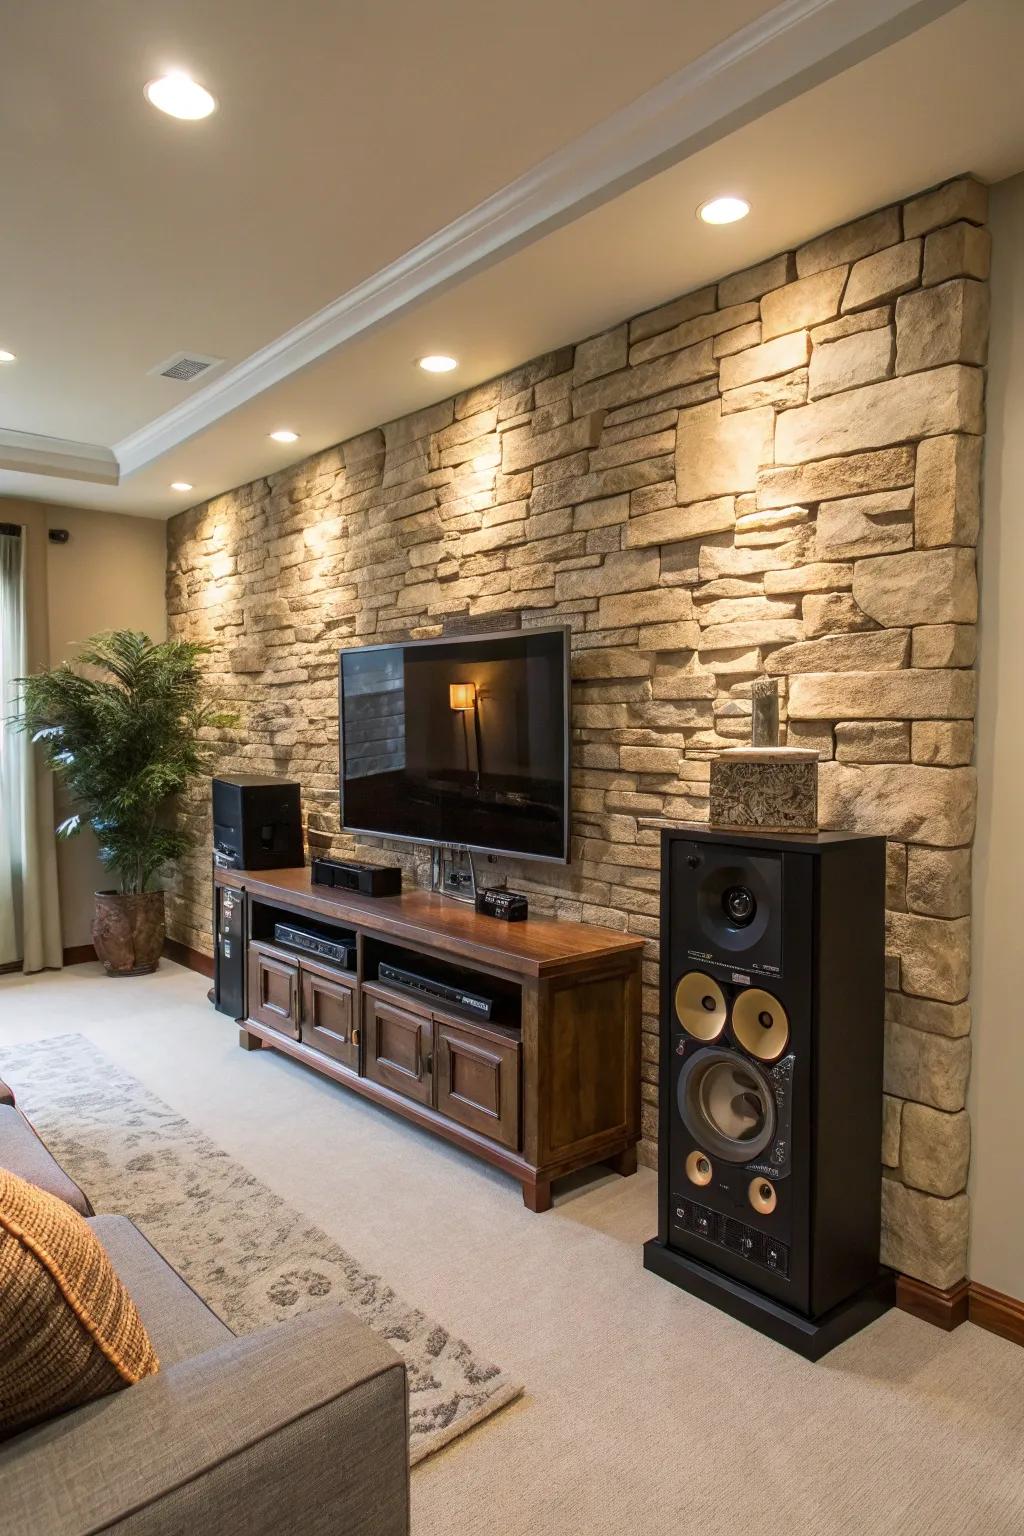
[643,826,893,1359]
[212,775,304,871]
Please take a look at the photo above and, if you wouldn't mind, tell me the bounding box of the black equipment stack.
[643,826,893,1359]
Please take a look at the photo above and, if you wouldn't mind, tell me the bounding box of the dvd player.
[273,922,357,970]
[377,962,493,1021]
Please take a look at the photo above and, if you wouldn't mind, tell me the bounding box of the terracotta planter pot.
[91,891,166,976]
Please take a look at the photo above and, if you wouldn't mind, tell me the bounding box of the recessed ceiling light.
[418,354,458,373]
[0,349,15,364]
[144,73,216,121]
[170,481,193,492]
[269,429,299,443]
[698,196,750,226]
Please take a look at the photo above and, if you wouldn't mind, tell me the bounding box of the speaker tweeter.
[749,1176,777,1215]
[685,1149,713,1187]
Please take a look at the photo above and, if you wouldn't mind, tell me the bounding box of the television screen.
[339,627,570,862]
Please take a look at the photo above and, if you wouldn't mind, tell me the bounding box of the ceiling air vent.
[149,351,224,383]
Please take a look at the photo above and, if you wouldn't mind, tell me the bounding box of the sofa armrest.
[0,1306,409,1536]
[0,1078,15,1106]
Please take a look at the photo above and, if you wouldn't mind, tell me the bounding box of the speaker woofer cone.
[685,1149,713,1187]
[731,987,790,1061]
[674,971,727,1041]
[677,1047,776,1164]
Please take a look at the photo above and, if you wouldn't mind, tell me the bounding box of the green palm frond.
[10,631,239,895]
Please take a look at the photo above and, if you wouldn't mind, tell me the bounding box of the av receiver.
[378,962,493,1021]
[273,922,357,970]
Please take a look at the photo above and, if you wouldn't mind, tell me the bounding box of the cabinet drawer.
[435,1021,520,1150]
[248,945,300,1039]
[301,966,358,1072]
[363,993,433,1106]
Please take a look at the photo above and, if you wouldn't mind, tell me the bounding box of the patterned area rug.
[1,1033,522,1463]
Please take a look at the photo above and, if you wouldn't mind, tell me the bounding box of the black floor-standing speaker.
[643,826,894,1359]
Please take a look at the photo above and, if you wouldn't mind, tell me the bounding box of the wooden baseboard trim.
[896,1274,970,1331]
[62,939,214,979]
[968,1283,1024,1347]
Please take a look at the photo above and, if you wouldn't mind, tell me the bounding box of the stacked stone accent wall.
[167,176,989,1289]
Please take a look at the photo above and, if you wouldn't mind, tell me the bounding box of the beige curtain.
[0,527,21,964]
[1,508,62,971]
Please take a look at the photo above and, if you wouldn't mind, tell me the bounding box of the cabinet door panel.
[363,994,433,1105]
[248,947,300,1039]
[435,1021,520,1149]
[301,968,358,1072]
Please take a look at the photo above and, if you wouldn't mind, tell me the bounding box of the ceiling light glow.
[269,429,299,443]
[698,196,750,226]
[170,481,193,492]
[418,354,458,373]
[0,350,15,363]
[144,73,216,121]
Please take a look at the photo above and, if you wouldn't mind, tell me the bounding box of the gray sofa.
[0,1085,410,1536]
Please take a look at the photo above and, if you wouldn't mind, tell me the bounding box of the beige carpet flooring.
[2,960,1023,1536]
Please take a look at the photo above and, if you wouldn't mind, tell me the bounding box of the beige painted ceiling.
[1,0,1022,518]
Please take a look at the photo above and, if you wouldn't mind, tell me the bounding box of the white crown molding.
[116,0,961,478]
[0,428,118,485]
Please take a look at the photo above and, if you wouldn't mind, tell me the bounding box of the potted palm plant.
[15,631,235,975]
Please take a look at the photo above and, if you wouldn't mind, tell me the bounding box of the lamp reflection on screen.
[449,680,481,783]
[449,682,476,711]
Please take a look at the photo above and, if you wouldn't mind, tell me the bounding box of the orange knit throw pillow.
[0,1165,158,1435]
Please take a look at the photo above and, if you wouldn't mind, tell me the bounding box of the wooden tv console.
[218,867,643,1211]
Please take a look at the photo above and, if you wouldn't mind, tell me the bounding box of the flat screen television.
[339,626,570,863]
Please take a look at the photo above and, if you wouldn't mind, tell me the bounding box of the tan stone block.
[788,669,974,721]
[911,624,976,668]
[887,840,909,910]
[698,619,803,649]
[882,1095,903,1168]
[907,846,971,918]
[817,762,976,845]
[719,331,810,392]
[765,629,908,675]
[801,592,874,636]
[807,326,893,401]
[904,176,988,238]
[911,719,974,766]
[554,548,660,602]
[887,911,971,1003]
[626,496,735,549]
[697,595,799,626]
[572,648,651,682]
[630,285,717,345]
[651,661,718,696]
[796,206,901,277]
[573,326,628,386]
[784,720,833,758]
[756,446,914,509]
[734,506,808,542]
[501,410,605,473]
[923,221,992,286]
[676,402,774,504]
[573,493,630,531]
[713,321,762,358]
[761,266,847,340]
[886,990,971,1039]
[885,1016,971,1107]
[764,562,854,596]
[815,488,913,559]
[598,586,694,629]
[914,433,982,548]
[719,253,795,306]
[573,340,716,415]
[383,397,453,449]
[881,1180,968,1290]
[900,1104,970,1197]
[835,721,910,764]
[641,621,702,653]
[722,370,808,415]
[697,533,811,581]
[811,306,892,345]
[775,366,984,465]
[852,547,977,626]
[842,239,922,312]
[895,280,989,374]
[620,745,681,774]
[629,302,760,367]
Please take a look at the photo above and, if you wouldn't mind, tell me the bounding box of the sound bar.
[311,857,402,897]
[378,962,493,1021]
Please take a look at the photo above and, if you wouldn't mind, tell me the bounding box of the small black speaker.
[644,826,892,1359]
[212,776,303,871]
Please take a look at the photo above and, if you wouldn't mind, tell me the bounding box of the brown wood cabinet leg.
[238,1027,263,1051]
[606,1145,638,1178]
[522,1177,552,1213]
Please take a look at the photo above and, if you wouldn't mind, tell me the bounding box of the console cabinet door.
[434,1020,520,1149]
[301,966,358,1072]
[363,993,433,1106]
[248,946,300,1040]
